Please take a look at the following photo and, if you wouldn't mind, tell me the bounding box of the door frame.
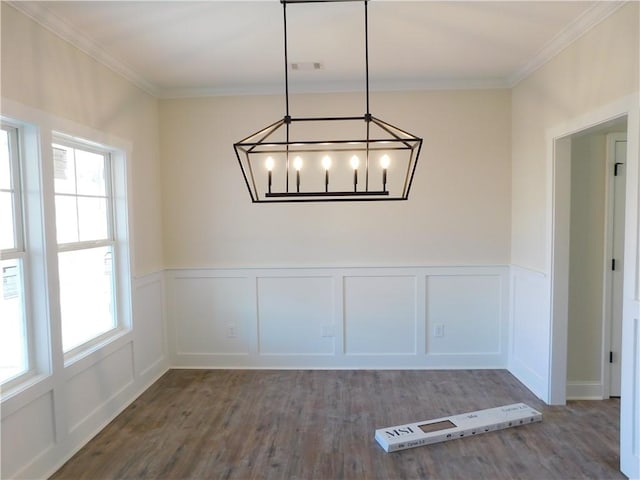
[602,132,626,399]
[546,93,639,477]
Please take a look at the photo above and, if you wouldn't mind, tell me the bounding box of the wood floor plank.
[51,370,624,480]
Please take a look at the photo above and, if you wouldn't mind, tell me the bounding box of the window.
[0,124,29,384]
[53,140,118,353]
[0,113,132,396]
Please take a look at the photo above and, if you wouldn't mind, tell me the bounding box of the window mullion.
[11,126,25,252]
[1,249,26,261]
[73,148,81,243]
[106,153,115,242]
[57,239,113,253]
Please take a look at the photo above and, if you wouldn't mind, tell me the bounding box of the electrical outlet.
[227,323,237,338]
[434,324,445,338]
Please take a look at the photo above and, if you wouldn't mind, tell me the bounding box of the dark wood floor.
[51,369,623,480]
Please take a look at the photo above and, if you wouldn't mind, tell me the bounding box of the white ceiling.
[11,1,624,98]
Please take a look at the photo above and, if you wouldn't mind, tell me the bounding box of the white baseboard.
[566,381,603,400]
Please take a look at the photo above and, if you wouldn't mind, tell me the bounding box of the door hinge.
[614,162,623,176]
[610,351,614,363]
[612,258,616,271]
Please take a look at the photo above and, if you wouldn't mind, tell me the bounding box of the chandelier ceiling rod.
[283,1,290,120]
[364,0,370,117]
[282,0,373,192]
[282,0,371,120]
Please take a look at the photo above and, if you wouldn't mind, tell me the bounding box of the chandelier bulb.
[380,154,391,169]
[322,155,332,170]
[350,155,360,170]
[265,156,275,171]
[293,156,303,171]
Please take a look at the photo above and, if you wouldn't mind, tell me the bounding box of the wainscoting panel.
[133,274,166,378]
[509,265,551,401]
[0,391,55,478]
[173,276,252,355]
[257,276,335,355]
[64,343,135,433]
[168,266,509,369]
[427,275,503,355]
[344,276,417,355]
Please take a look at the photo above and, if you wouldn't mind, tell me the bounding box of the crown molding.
[7,1,161,98]
[508,1,627,87]
[7,0,628,98]
[159,77,511,99]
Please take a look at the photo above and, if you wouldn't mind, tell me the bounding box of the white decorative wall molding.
[167,265,510,370]
[508,265,551,401]
[1,270,168,479]
[132,272,168,381]
[507,1,625,87]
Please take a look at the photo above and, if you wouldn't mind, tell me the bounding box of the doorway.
[565,120,627,401]
[547,95,640,479]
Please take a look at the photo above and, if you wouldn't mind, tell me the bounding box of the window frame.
[51,136,124,358]
[0,122,34,389]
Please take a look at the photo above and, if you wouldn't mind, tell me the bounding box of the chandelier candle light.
[234,0,423,203]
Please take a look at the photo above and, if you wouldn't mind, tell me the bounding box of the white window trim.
[51,134,132,362]
[0,122,32,390]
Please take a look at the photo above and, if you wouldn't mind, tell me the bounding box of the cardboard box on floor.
[375,403,542,453]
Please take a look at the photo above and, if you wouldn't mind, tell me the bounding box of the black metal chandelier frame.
[234,0,423,203]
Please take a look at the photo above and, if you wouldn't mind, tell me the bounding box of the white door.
[608,134,626,397]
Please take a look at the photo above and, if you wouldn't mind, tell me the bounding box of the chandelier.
[234,0,422,203]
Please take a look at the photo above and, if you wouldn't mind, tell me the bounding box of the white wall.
[567,134,607,398]
[159,89,512,268]
[511,3,638,273]
[1,5,168,479]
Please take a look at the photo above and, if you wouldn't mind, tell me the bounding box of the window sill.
[0,371,51,405]
[63,327,132,371]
